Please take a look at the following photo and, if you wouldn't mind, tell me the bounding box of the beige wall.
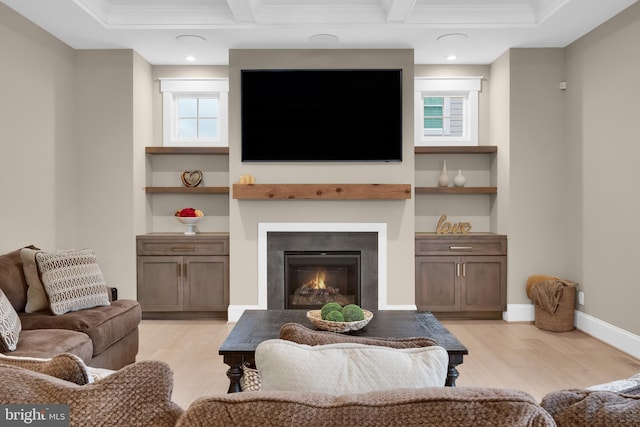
[508,48,569,304]
[489,51,511,238]
[133,53,154,236]
[3,0,640,340]
[0,3,76,250]
[565,2,640,335]
[74,50,139,300]
[227,50,416,310]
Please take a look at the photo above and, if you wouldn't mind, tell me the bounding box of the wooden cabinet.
[136,233,229,318]
[415,233,507,319]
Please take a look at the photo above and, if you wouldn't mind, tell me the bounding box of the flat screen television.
[241,69,403,162]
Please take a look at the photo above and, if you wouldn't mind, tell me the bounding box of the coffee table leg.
[223,354,245,393]
[226,365,243,393]
[446,364,459,386]
[446,354,464,387]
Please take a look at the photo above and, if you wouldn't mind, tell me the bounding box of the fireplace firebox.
[284,251,360,309]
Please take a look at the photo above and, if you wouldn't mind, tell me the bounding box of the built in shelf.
[415,187,497,194]
[233,184,412,200]
[145,147,229,155]
[145,187,229,194]
[415,146,497,154]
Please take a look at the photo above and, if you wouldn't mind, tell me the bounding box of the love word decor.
[436,214,472,234]
[181,170,203,187]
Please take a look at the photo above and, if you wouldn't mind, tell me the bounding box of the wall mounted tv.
[241,69,403,162]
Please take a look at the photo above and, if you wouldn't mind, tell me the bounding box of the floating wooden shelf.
[415,187,497,195]
[415,146,497,154]
[145,186,229,194]
[233,184,412,200]
[145,147,229,155]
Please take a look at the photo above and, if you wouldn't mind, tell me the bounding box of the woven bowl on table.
[306,309,373,333]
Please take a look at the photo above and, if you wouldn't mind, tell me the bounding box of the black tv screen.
[241,69,403,162]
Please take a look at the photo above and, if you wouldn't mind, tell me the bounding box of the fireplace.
[265,229,380,310]
[284,251,361,309]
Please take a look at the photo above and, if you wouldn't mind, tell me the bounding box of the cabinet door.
[183,256,229,311]
[460,256,506,311]
[137,256,183,311]
[416,256,459,311]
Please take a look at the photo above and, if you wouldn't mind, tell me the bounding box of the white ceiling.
[1,0,637,65]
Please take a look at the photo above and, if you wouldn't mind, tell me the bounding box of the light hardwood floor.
[136,318,640,409]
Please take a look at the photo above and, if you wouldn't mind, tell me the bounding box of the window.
[415,77,481,146]
[423,96,464,137]
[160,78,228,147]
[176,97,218,139]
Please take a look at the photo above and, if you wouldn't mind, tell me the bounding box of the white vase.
[438,160,449,187]
[454,170,466,187]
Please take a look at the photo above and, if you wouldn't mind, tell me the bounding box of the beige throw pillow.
[20,248,50,313]
[255,339,448,395]
[35,249,110,315]
[0,288,21,351]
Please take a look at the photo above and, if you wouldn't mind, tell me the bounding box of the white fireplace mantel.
[227,222,410,322]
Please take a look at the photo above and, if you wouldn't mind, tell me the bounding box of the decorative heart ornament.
[181,170,203,187]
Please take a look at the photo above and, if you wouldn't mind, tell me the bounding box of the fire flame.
[304,270,327,289]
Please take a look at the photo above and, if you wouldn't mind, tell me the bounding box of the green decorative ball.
[325,310,345,322]
[342,304,365,322]
[320,302,343,320]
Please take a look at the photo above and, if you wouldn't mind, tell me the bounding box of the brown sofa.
[1,351,639,426]
[178,387,556,426]
[0,246,141,369]
[0,358,183,427]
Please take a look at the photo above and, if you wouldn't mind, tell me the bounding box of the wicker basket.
[307,309,373,333]
[534,285,576,332]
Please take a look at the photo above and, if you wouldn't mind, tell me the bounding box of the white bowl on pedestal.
[175,216,202,235]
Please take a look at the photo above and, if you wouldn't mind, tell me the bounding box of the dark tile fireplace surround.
[267,232,378,310]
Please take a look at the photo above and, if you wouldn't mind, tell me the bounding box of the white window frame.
[415,77,482,146]
[160,78,229,147]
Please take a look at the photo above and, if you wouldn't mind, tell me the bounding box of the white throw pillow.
[255,339,448,395]
[0,288,21,351]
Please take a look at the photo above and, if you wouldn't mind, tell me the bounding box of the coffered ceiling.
[1,0,636,64]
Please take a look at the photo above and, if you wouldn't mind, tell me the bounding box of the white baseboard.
[503,304,535,322]
[227,305,263,322]
[504,304,640,359]
[575,311,640,359]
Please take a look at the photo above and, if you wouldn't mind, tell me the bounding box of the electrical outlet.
[578,291,585,305]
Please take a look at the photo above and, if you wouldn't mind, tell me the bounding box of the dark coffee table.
[219,309,468,393]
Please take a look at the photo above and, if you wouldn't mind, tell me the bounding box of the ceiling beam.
[385,0,416,23]
[226,0,257,23]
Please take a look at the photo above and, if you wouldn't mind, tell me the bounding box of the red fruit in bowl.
[177,208,197,217]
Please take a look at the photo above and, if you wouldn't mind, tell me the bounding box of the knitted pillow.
[256,339,448,395]
[20,247,50,313]
[0,288,21,351]
[0,352,92,385]
[279,322,438,348]
[35,249,110,315]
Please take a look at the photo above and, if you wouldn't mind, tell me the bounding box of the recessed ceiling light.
[446,55,458,61]
[185,55,196,62]
[437,33,468,43]
[176,35,207,45]
[309,34,339,45]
